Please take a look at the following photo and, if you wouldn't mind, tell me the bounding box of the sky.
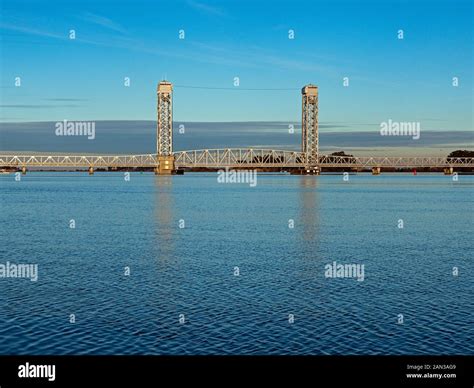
[0,0,473,153]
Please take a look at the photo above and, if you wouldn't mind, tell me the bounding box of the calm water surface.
[0,172,473,355]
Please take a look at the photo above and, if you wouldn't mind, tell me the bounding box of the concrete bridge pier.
[21,166,27,175]
[88,166,94,175]
[444,167,454,175]
[304,166,320,175]
[290,166,320,175]
[372,167,381,175]
[155,155,175,175]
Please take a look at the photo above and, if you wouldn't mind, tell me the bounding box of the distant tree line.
[447,150,474,159]
[325,151,355,163]
[330,151,354,157]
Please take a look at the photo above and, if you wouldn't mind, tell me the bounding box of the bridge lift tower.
[301,84,319,174]
[156,81,175,174]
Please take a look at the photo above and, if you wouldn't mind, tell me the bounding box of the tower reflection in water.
[153,176,176,266]
[296,176,322,281]
[298,176,320,243]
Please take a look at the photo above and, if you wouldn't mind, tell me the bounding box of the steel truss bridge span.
[1,150,472,170]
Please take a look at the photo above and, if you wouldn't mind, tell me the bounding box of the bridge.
[1,151,472,170]
[1,81,472,175]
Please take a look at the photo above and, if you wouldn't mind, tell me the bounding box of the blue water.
[0,172,473,355]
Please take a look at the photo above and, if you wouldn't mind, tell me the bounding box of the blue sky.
[1,0,472,132]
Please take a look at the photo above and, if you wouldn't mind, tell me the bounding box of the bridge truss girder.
[0,152,473,169]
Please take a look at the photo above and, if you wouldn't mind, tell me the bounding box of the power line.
[173,85,298,91]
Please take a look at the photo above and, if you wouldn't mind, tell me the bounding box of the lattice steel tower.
[157,81,173,156]
[156,81,175,174]
[301,85,319,169]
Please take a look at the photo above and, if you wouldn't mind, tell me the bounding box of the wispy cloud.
[0,23,67,40]
[43,98,88,102]
[187,0,226,17]
[1,104,81,109]
[0,21,136,52]
[0,21,338,74]
[80,12,126,33]
[190,41,340,74]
